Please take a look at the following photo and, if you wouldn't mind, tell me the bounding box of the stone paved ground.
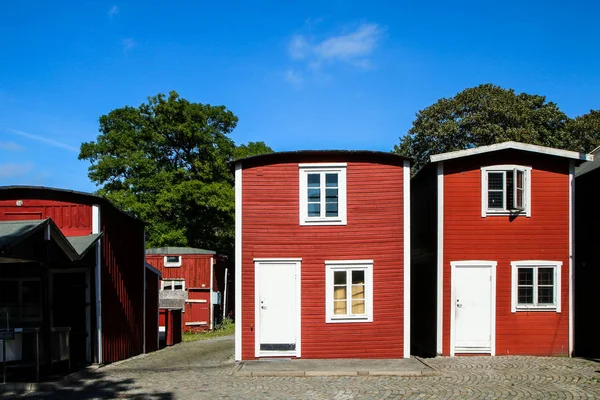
[12,336,600,399]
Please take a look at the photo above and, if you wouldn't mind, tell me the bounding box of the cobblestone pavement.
[15,336,600,399]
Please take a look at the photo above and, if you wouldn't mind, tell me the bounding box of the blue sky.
[1,1,599,192]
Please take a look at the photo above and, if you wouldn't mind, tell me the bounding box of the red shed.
[411,142,591,357]
[146,247,225,333]
[233,151,412,361]
[0,186,159,369]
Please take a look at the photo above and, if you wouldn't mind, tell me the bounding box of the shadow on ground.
[2,371,173,400]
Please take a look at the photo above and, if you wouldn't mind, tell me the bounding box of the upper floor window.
[164,255,182,267]
[510,261,561,312]
[162,279,185,291]
[299,163,347,225]
[481,165,531,217]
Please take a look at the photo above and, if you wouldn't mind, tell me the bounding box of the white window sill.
[514,306,558,312]
[326,316,373,323]
[484,210,529,217]
[301,218,347,226]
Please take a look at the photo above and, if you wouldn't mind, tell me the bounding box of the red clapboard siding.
[442,152,570,356]
[241,160,406,360]
[146,254,213,289]
[184,290,211,332]
[0,199,92,236]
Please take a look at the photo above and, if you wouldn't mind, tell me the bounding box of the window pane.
[174,282,184,290]
[166,256,180,263]
[352,300,365,315]
[488,172,504,190]
[334,271,346,285]
[516,170,524,188]
[506,172,514,209]
[518,268,533,285]
[515,188,524,209]
[351,285,364,300]
[538,268,554,285]
[308,188,320,202]
[352,270,365,285]
[488,191,504,208]
[307,173,320,187]
[325,203,338,217]
[538,287,554,304]
[334,300,347,315]
[163,284,173,290]
[325,188,338,202]
[518,287,533,304]
[325,173,338,187]
[307,203,320,217]
[334,286,347,300]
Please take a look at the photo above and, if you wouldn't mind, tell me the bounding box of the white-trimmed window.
[481,165,531,217]
[161,279,185,291]
[325,260,373,323]
[511,261,561,312]
[164,255,182,267]
[299,163,347,225]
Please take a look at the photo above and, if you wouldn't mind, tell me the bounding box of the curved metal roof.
[232,150,412,168]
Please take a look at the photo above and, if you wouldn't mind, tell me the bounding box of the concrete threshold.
[236,357,437,377]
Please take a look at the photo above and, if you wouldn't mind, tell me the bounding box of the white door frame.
[254,258,302,358]
[450,261,496,356]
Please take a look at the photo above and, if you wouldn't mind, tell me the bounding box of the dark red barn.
[411,142,591,357]
[0,186,159,371]
[233,151,412,360]
[146,247,225,333]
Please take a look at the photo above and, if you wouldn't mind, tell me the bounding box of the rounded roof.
[0,185,145,224]
[233,150,412,169]
[146,246,216,255]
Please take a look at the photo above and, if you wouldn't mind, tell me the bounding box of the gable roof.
[0,218,102,261]
[430,141,593,163]
[575,146,600,178]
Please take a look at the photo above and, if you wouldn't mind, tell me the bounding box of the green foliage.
[181,318,235,342]
[79,91,273,254]
[234,141,274,159]
[393,84,600,172]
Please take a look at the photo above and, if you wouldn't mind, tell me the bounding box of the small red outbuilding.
[233,151,412,361]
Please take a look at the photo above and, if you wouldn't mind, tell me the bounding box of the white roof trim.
[430,141,593,163]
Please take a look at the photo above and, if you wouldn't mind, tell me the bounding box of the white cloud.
[284,69,303,86]
[287,23,384,73]
[5,128,79,152]
[0,141,24,151]
[0,162,34,179]
[108,5,119,18]
[121,38,135,53]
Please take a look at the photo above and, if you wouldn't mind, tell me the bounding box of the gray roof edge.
[146,246,216,255]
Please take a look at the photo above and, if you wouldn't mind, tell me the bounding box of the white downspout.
[92,205,102,364]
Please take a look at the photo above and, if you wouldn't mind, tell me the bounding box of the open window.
[481,165,531,217]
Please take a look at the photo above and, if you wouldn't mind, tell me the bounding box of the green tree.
[394,84,599,172]
[79,91,272,254]
[233,141,274,159]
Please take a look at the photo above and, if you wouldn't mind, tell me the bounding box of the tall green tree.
[394,84,600,172]
[79,91,272,253]
[233,141,274,159]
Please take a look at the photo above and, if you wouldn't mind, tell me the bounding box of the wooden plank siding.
[442,152,570,356]
[146,254,213,289]
[241,160,406,360]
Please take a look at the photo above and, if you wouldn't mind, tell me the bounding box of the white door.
[255,261,300,356]
[452,263,495,354]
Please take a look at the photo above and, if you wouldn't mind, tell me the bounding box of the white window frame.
[164,255,182,267]
[481,165,532,217]
[325,260,373,323]
[161,279,185,291]
[299,163,347,226]
[511,261,562,313]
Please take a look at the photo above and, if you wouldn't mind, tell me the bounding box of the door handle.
[261,306,267,310]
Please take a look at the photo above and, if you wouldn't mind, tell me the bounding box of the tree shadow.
[2,371,174,399]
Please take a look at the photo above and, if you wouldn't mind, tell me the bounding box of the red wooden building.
[146,247,225,333]
[411,142,591,357]
[0,186,160,371]
[233,151,412,361]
